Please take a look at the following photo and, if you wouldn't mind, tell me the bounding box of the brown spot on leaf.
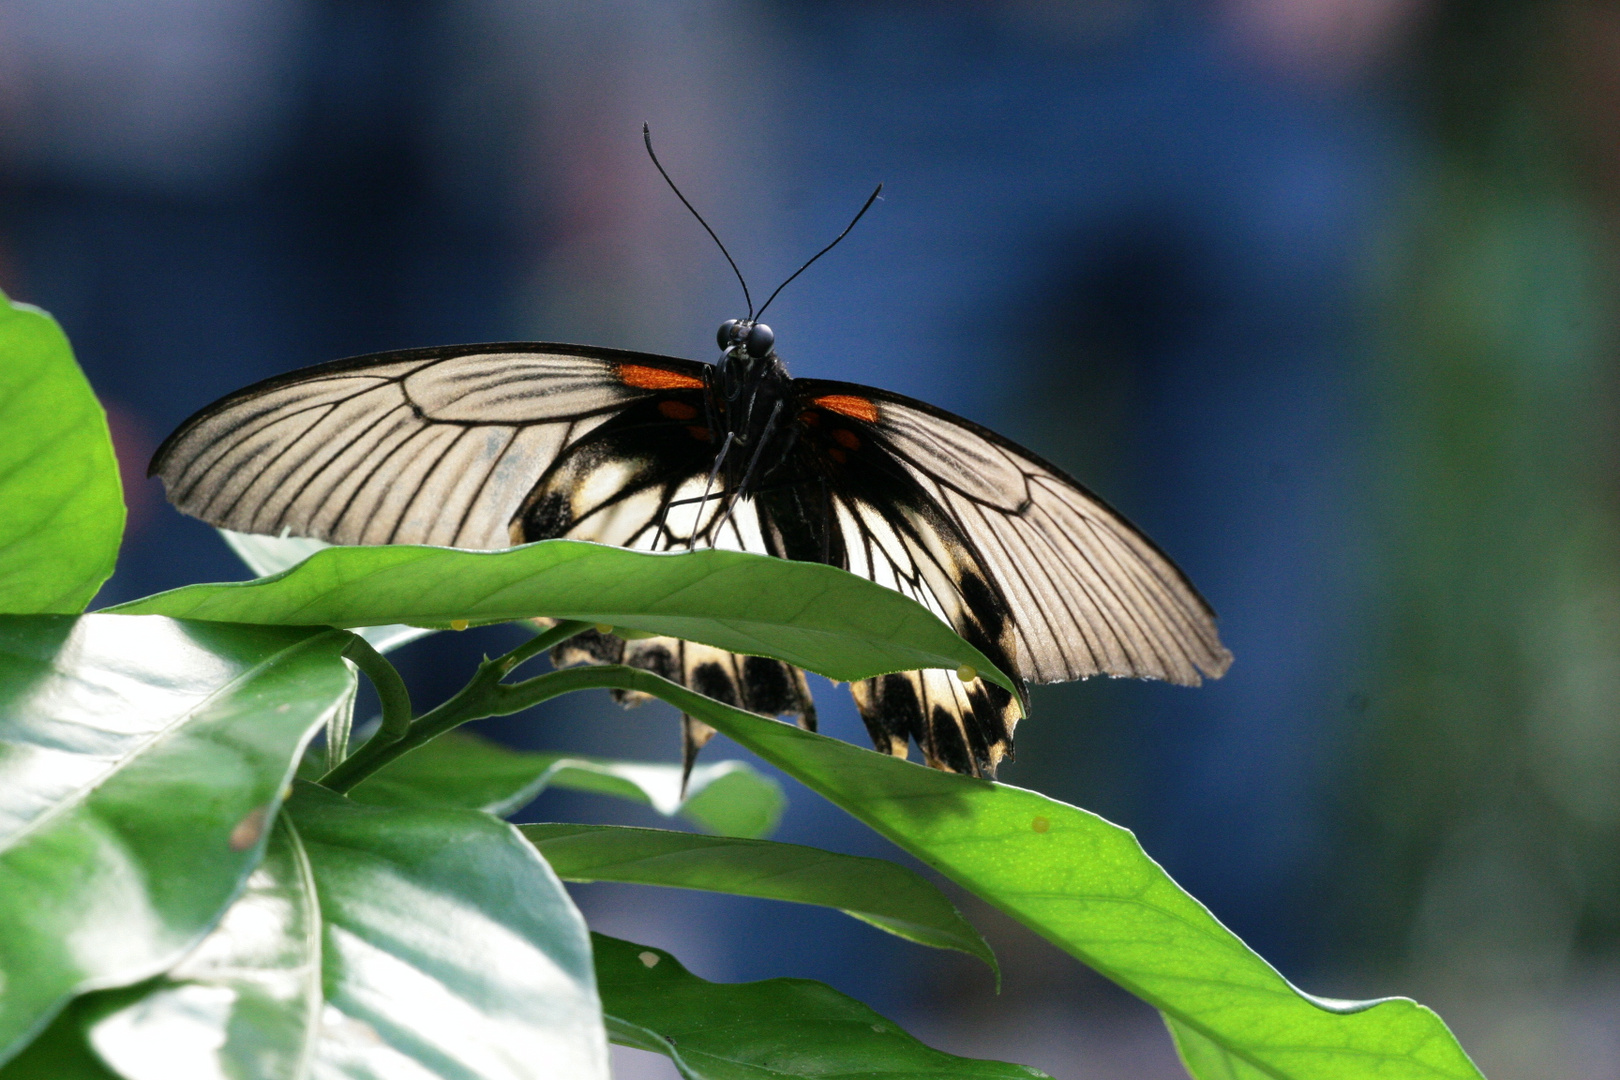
[229,806,269,851]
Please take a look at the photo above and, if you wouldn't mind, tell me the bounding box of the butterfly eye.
[745,322,774,357]
[717,320,744,350]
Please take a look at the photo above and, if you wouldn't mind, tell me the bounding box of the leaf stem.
[341,635,414,746]
[318,620,591,793]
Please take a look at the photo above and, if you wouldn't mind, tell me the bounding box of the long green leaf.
[524,823,995,974]
[0,293,123,613]
[347,729,785,837]
[218,529,433,654]
[0,614,353,1066]
[577,667,1485,1080]
[104,540,1018,697]
[76,789,611,1080]
[594,934,1044,1080]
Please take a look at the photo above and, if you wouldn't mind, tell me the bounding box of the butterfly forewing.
[150,344,709,549]
[793,379,1232,690]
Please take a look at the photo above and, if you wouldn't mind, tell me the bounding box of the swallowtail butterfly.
[150,132,1230,778]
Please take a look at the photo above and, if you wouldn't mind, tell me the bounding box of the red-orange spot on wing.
[831,428,860,450]
[620,363,705,391]
[811,394,879,423]
[658,400,699,421]
[687,426,712,442]
[827,447,848,464]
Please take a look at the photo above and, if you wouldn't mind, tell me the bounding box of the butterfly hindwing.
[549,626,816,785]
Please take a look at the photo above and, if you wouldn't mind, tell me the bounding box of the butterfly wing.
[151,342,1228,782]
[789,379,1232,773]
[148,343,711,548]
[511,400,819,778]
[521,383,1030,775]
[795,379,1231,685]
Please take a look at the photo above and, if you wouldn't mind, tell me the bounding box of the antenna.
[754,183,883,321]
[643,124,754,318]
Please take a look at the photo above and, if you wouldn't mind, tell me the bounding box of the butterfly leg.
[712,399,784,542]
[684,430,736,550]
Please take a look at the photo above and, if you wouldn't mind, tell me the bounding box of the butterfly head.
[717,319,775,359]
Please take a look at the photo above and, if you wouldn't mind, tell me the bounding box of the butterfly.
[149,132,1231,779]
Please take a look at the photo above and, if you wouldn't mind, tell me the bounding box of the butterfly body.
[151,325,1230,777]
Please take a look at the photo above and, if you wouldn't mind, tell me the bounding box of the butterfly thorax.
[710,345,794,455]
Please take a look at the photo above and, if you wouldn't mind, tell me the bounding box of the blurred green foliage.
[1351,0,1620,974]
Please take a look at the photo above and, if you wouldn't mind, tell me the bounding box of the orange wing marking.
[811,394,880,423]
[619,363,706,391]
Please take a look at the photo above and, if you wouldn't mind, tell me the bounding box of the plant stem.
[318,619,590,793]
[341,635,414,745]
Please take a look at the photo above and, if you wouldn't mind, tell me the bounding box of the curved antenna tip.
[755,182,885,321]
[642,126,754,319]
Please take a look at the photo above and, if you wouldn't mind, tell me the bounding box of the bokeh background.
[2,1,1617,1077]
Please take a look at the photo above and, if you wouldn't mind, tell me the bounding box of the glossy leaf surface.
[525,823,994,972]
[288,784,609,1079]
[84,816,321,1080]
[76,788,610,1080]
[106,540,1017,697]
[594,934,1043,1080]
[348,730,784,837]
[604,669,1485,1080]
[0,292,123,613]
[0,614,353,1066]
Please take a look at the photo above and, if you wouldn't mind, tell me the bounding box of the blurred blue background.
[3,2,1618,1077]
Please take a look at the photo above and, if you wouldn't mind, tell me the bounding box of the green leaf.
[0,293,124,613]
[288,784,609,1078]
[589,669,1486,1080]
[524,823,996,975]
[674,763,784,840]
[76,789,611,1080]
[1166,1015,1275,1080]
[82,816,321,1080]
[347,729,785,837]
[0,1004,120,1080]
[0,614,353,1067]
[593,934,1045,1080]
[105,540,1018,699]
[218,529,434,654]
